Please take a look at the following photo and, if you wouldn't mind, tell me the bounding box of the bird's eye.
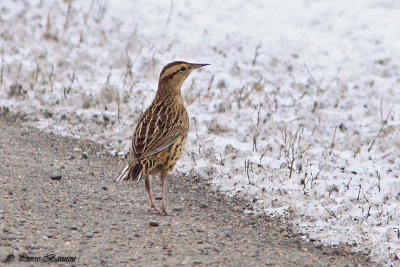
[179,66,187,73]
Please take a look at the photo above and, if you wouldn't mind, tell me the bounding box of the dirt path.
[0,114,376,266]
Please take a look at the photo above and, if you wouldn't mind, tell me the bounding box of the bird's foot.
[147,205,160,214]
[160,205,167,215]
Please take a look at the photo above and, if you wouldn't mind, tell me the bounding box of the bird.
[117,61,209,214]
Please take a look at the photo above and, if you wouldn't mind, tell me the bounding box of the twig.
[324,68,341,90]
[166,0,174,25]
[234,86,249,109]
[252,44,261,66]
[63,72,75,98]
[322,204,338,219]
[388,204,400,216]
[95,0,106,23]
[245,159,251,184]
[252,133,258,151]
[0,44,4,85]
[34,59,41,81]
[105,73,111,85]
[17,53,23,80]
[64,0,72,30]
[368,99,395,152]
[329,125,337,156]
[259,150,267,165]
[198,138,216,155]
[281,125,312,179]
[304,63,340,113]
[207,74,215,92]
[256,103,262,126]
[193,117,199,140]
[365,205,372,219]
[289,141,295,178]
[376,171,381,192]
[43,12,51,39]
[345,177,352,191]
[49,64,54,91]
[117,94,121,124]
[123,48,132,90]
[123,69,129,90]
[310,166,323,189]
[304,63,317,89]
[219,153,224,165]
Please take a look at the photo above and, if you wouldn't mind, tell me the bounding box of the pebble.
[50,174,62,180]
[149,221,159,227]
[102,186,108,190]
[84,232,94,238]
[44,110,53,118]
[20,128,29,136]
[172,206,183,211]
[82,152,88,159]
[200,203,208,209]
[200,250,209,255]
[314,243,323,249]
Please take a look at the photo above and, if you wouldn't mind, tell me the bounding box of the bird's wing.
[141,133,181,158]
[133,104,187,159]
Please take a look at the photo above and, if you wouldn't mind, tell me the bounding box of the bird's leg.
[145,175,159,213]
[160,168,167,214]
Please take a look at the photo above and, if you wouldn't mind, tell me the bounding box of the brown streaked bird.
[117,61,209,214]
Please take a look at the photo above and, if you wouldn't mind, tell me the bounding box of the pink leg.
[145,176,159,213]
[160,169,167,214]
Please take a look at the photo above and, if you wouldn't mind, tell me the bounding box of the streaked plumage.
[117,61,209,214]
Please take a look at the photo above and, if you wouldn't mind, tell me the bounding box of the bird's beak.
[190,63,210,69]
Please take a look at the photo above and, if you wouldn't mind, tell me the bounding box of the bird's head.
[158,61,209,91]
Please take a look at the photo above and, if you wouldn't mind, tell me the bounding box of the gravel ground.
[0,114,377,266]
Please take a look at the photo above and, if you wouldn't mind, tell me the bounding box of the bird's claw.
[147,206,160,214]
[160,205,167,215]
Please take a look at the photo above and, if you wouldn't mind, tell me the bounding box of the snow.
[1,0,399,264]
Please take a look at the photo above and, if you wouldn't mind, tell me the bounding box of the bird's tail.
[116,161,143,182]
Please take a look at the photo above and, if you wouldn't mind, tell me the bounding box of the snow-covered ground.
[1,0,399,264]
